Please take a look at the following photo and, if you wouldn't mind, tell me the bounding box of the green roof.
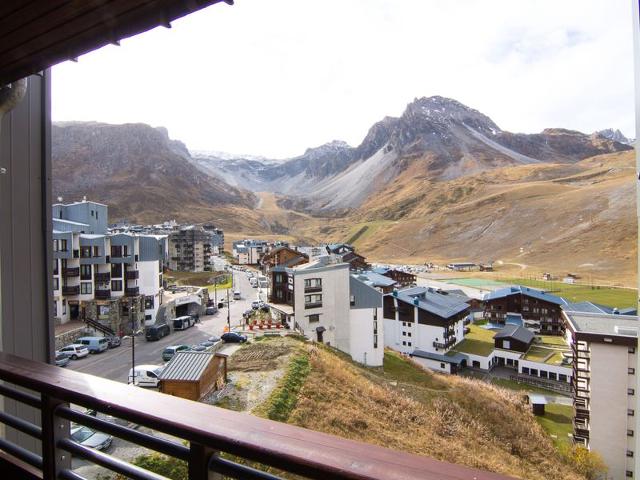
[448,325,495,357]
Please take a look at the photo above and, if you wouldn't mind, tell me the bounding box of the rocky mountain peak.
[596,128,633,145]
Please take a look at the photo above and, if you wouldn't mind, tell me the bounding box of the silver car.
[70,425,113,451]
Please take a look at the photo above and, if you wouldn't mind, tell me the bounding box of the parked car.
[55,351,70,367]
[145,323,170,341]
[251,301,262,310]
[128,365,163,387]
[221,332,248,343]
[77,336,109,354]
[70,425,113,451]
[189,344,207,352]
[59,344,89,360]
[105,336,121,348]
[199,341,215,349]
[205,306,218,315]
[208,335,221,343]
[162,345,190,362]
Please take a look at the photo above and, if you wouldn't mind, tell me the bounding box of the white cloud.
[52,0,635,158]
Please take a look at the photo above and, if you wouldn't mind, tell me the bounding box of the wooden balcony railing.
[62,267,80,277]
[95,272,111,283]
[125,270,139,280]
[61,285,80,296]
[0,352,512,480]
[125,287,140,296]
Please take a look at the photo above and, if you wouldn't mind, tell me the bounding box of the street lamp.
[123,328,143,385]
[226,288,231,332]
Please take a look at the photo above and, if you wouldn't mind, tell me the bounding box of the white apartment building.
[383,287,470,373]
[269,257,384,366]
[52,200,167,334]
[233,239,268,265]
[564,311,639,480]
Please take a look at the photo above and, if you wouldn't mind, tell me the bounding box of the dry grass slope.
[287,347,584,480]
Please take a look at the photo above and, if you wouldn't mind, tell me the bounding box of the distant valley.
[52,96,636,284]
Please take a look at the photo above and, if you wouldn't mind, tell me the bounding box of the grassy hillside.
[257,343,596,480]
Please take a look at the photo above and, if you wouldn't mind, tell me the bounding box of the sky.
[52,0,635,159]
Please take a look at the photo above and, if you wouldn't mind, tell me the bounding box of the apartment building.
[269,257,384,366]
[233,239,268,265]
[484,286,568,335]
[382,287,470,373]
[564,311,638,480]
[52,200,167,334]
[168,225,223,272]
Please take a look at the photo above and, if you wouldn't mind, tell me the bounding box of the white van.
[128,365,163,387]
[249,278,258,288]
[233,290,241,300]
[76,336,109,354]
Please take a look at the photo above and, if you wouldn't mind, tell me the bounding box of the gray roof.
[412,349,466,365]
[564,311,639,337]
[494,324,535,344]
[564,301,615,314]
[391,286,469,319]
[159,351,215,381]
[485,285,567,306]
[354,271,396,287]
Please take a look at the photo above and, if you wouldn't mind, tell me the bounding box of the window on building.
[630,347,636,354]
[275,274,283,283]
[145,296,154,310]
[80,246,91,258]
[503,340,511,350]
[93,246,100,257]
[530,369,538,376]
[111,280,123,291]
[629,409,635,416]
[304,278,322,289]
[53,239,59,252]
[627,471,634,478]
[630,368,636,375]
[308,314,320,323]
[304,294,322,308]
[373,334,378,349]
[408,332,412,337]
[407,342,412,347]
[440,363,445,369]
[629,389,635,396]
[62,299,66,314]
[628,430,635,437]
[559,374,567,382]
[80,282,92,295]
[627,450,634,458]
[145,314,152,321]
[53,259,59,275]
[540,370,548,379]
[549,372,557,381]
[276,290,283,299]
[80,264,92,280]
[350,295,355,306]
[111,245,123,258]
[522,367,530,375]
[53,278,59,290]
[111,263,122,277]
[402,341,406,346]
[402,332,406,336]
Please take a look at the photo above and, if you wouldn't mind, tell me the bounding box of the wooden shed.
[159,351,227,401]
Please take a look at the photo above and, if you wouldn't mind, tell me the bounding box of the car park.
[55,351,70,367]
[221,332,248,343]
[145,323,171,341]
[59,344,89,360]
[105,336,121,348]
[70,425,113,451]
[128,365,163,387]
[76,336,109,354]
[162,345,190,362]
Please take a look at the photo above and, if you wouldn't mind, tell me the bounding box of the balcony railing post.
[189,442,220,480]
[41,395,70,478]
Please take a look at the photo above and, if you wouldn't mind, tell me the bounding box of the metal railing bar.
[57,406,189,461]
[0,437,43,470]
[0,410,42,439]
[58,468,87,480]
[209,455,283,480]
[57,438,169,480]
[0,382,41,408]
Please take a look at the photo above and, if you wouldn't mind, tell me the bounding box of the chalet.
[447,262,477,271]
[373,267,416,287]
[159,351,227,401]
[325,243,369,270]
[383,287,470,373]
[483,286,568,335]
[260,246,308,274]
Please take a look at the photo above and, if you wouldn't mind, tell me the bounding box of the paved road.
[67,258,262,383]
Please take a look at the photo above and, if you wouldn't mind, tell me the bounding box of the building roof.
[392,286,469,319]
[412,349,466,365]
[353,271,397,288]
[494,324,535,344]
[484,285,567,306]
[0,1,230,86]
[80,234,105,240]
[53,218,90,227]
[159,351,215,381]
[505,313,524,327]
[564,311,639,338]
[527,394,548,405]
[564,301,637,316]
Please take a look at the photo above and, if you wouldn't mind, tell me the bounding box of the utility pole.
[226,288,231,332]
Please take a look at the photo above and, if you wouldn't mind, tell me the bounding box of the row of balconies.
[433,337,457,350]
[59,286,139,298]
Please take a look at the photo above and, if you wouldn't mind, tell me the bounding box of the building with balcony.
[483,285,569,335]
[269,257,384,366]
[233,239,269,265]
[564,310,639,480]
[382,287,470,373]
[168,225,224,272]
[52,200,167,333]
